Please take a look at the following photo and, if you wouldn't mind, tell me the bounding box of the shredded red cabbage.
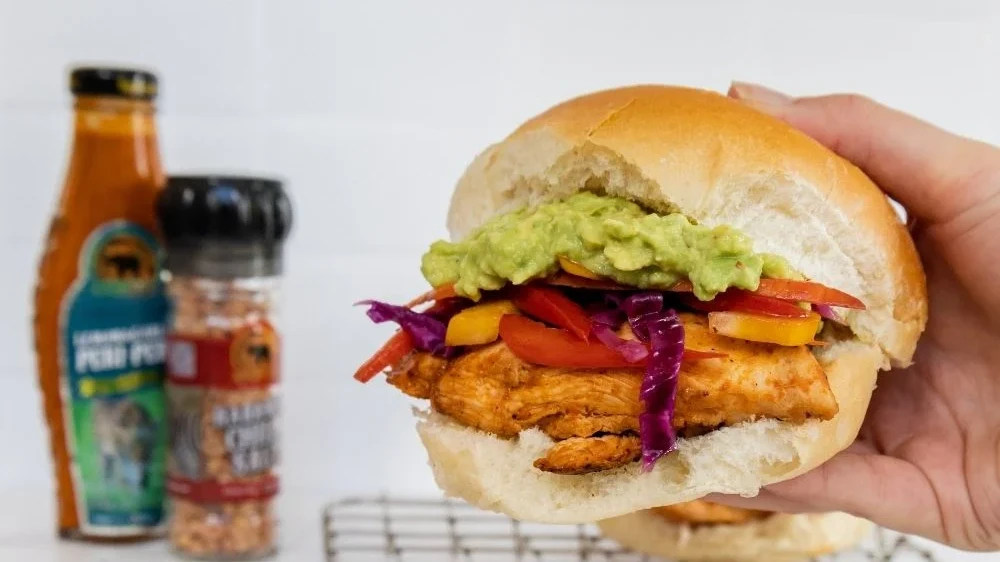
[638,310,684,470]
[623,293,665,341]
[588,301,647,363]
[601,293,625,309]
[592,325,649,363]
[357,300,457,357]
[589,308,625,328]
[638,411,675,469]
[813,303,844,324]
[615,292,684,470]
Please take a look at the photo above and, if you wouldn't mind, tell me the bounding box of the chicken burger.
[352,85,927,523]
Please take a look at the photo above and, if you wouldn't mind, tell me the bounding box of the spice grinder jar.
[156,175,292,560]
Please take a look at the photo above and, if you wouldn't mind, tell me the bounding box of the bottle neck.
[62,95,164,202]
[72,96,158,137]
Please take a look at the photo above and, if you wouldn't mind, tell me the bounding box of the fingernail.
[728,81,794,107]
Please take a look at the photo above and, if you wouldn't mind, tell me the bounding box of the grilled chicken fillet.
[653,500,771,525]
[388,313,837,474]
[534,435,643,475]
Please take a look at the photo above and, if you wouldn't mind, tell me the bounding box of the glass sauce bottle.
[33,66,170,541]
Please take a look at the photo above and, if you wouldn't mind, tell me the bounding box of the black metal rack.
[322,496,937,561]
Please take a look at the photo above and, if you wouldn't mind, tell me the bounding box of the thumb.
[727,82,1000,226]
[706,445,943,541]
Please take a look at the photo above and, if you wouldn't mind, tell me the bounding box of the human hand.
[708,82,1000,551]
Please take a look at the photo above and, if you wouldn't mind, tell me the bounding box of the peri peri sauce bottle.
[33,66,169,541]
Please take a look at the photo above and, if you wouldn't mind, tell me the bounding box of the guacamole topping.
[421,192,797,300]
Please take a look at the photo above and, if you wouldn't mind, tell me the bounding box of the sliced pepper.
[558,256,603,280]
[444,300,519,346]
[545,273,631,290]
[682,290,811,318]
[511,286,593,341]
[708,311,821,346]
[406,284,458,308]
[354,330,414,383]
[752,279,864,309]
[499,315,724,368]
[550,274,863,310]
[423,297,470,321]
[671,279,864,309]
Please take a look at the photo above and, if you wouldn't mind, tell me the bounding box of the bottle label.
[165,322,281,503]
[60,221,170,534]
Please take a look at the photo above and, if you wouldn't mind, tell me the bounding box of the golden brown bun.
[447,85,926,367]
[413,85,927,524]
[415,341,881,523]
[597,509,873,562]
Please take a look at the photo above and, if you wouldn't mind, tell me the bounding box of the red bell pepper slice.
[682,290,811,318]
[423,297,468,318]
[498,315,723,368]
[405,284,459,308]
[670,279,864,309]
[550,274,863,310]
[545,273,631,291]
[753,279,865,309]
[353,330,415,383]
[511,286,593,341]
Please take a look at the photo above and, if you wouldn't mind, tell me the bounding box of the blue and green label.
[61,221,170,533]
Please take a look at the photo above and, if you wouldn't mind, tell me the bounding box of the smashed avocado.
[421,192,796,300]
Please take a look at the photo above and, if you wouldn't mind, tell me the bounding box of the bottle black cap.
[156,175,293,278]
[70,66,158,100]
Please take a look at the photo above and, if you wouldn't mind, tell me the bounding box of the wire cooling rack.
[322,496,938,562]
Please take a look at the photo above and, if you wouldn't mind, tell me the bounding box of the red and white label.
[165,319,281,504]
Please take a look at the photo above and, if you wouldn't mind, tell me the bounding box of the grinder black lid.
[156,175,293,278]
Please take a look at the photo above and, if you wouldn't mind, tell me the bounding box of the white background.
[1,1,999,559]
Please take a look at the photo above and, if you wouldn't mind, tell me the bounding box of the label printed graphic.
[61,222,169,532]
[166,321,281,504]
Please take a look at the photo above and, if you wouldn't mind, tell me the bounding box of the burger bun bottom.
[596,509,873,562]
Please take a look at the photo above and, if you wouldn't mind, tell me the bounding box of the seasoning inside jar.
[156,175,292,560]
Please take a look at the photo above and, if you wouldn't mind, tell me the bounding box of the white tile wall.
[2,0,1000,507]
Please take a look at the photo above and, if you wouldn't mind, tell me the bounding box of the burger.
[352,85,927,523]
[597,500,872,562]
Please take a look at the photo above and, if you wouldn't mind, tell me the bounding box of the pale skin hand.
[706,82,1000,551]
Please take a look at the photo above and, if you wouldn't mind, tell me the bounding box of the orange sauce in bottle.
[34,67,169,541]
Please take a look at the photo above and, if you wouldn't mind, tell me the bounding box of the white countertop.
[0,488,996,562]
[0,488,324,562]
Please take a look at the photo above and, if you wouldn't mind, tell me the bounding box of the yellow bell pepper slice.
[558,256,602,280]
[708,311,821,346]
[445,300,519,346]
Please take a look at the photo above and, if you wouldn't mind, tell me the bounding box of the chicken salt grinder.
[156,175,292,560]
